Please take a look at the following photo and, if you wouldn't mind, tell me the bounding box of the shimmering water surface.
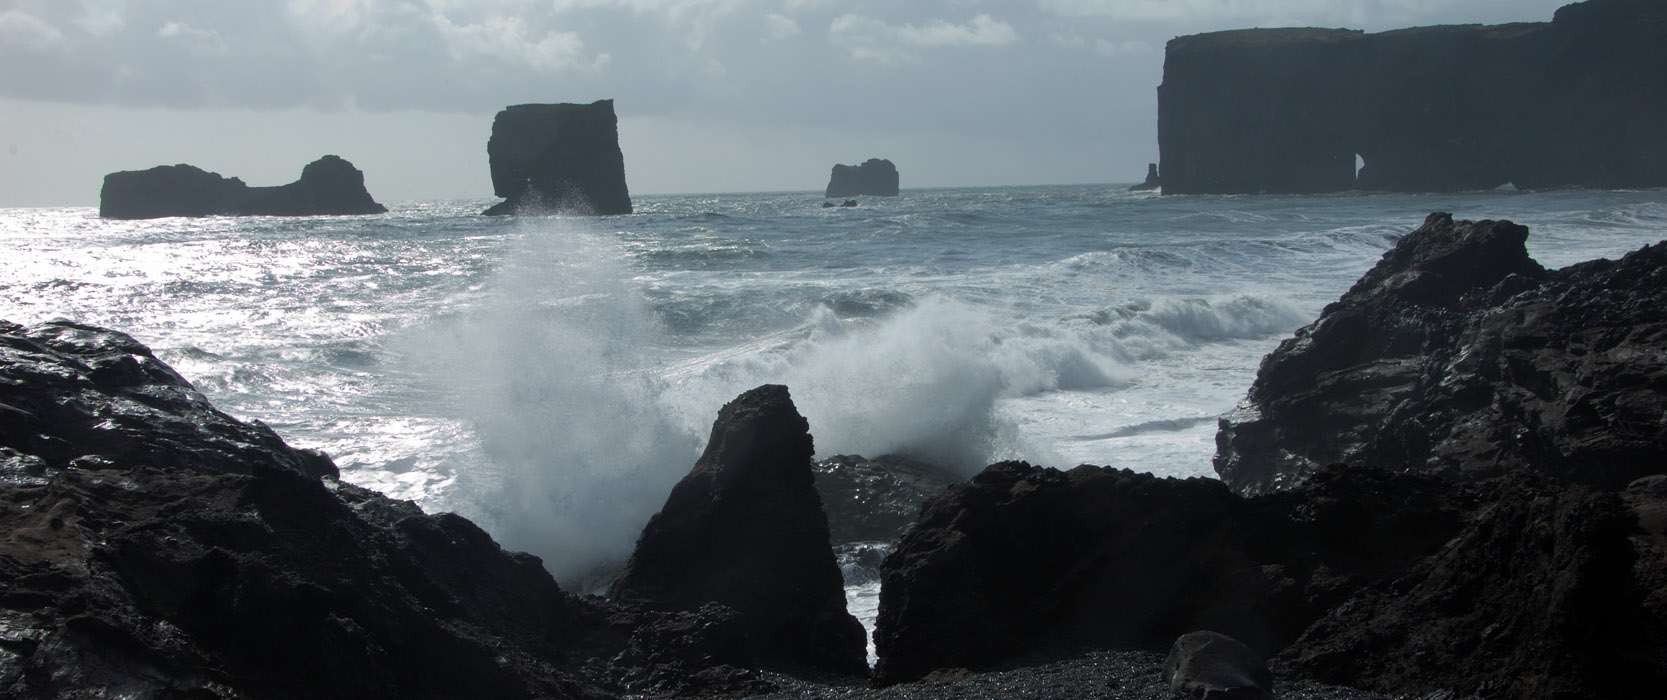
[4,186,1664,582]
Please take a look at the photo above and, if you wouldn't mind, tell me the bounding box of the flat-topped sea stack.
[482,99,632,216]
[825,158,899,198]
[1158,0,1667,194]
[99,155,387,219]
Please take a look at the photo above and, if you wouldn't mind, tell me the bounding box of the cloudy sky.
[1,0,1568,205]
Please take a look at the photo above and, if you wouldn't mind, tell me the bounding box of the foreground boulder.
[0,320,592,698]
[872,462,1464,684]
[1216,212,1667,495]
[482,100,632,216]
[1165,631,1272,699]
[1284,479,1657,697]
[99,155,387,219]
[825,158,900,198]
[874,459,1667,695]
[610,385,867,676]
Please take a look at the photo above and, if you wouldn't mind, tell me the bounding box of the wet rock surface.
[482,100,632,216]
[1217,212,1667,495]
[872,462,1464,685]
[1165,631,1273,699]
[0,319,592,698]
[825,159,900,198]
[1283,478,1660,698]
[98,155,387,219]
[611,385,868,677]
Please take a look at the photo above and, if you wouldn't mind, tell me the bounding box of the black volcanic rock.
[1216,213,1667,495]
[1165,631,1273,699]
[482,100,632,216]
[99,155,387,219]
[610,385,867,677]
[0,320,592,698]
[1158,0,1667,194]
[872,459,1667,695]
[826,159,900,198]
[871,462,1464,684]
[1283,479,1657,697]
[1128,163,1162,191]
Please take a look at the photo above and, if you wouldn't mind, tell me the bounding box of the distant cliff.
[99,155,387,219]
[825,159,900,198]
[482,100,632,216]
[1158,0,1667,194]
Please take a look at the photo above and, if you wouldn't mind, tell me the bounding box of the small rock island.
[99,155,387,219]
[482,99,633,216]
[1158,0,1667,194]
[825,158,899,198]
[1128,163,1161,191]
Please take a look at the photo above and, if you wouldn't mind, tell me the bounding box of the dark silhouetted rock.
[99,155,387,219]
[610,385,867,677]
[1165,631,1273,699]
[0,319,594,698]
[871,462,1463,684]
[1129,163,1162,191]
[481,100,632,216]
[813,454,958,544]
[1282,479,1659,698]
[1158,0,1667,194]
[1216,213,1667,495]
[826,159,900,198]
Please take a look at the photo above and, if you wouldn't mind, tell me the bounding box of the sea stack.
[1129,163,1161,191]
[99,155,387,219]
[1157,0,1667,194]
[825,158,900,198]
[481,99,632,216]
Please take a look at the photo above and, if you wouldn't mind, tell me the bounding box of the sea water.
[5,186,1665,590]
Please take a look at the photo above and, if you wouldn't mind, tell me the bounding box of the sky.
[0,0,1571,205]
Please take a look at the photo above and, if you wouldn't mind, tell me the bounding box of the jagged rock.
[481,100,632,216]
[825,159,900,198]
[813,454,958,544]
[1282,479,1659,697]
[1216,212,1667,495]
[1165,631,1273,699]
[871,462,1463,684]
[610,385,867,676]
[99,155,387,219]
[1158,0,1667,194]
[0,320,595,698]
[1129,163,1162,192]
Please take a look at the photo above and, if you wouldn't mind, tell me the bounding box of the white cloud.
[1052,32,1151,57]
[831,12,1016,62]
[430,14,606,73]
[764,12,799,40]
[158,20,227,55]
[76,1,126,37]
[0,10,67,52]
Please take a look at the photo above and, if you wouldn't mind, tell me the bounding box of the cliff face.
[482,100,632,216]
[99,155,387,219]
[1158,0,1667,194]
[825,159,900,198]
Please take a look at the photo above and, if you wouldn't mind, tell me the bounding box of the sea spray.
[418,218,701,583]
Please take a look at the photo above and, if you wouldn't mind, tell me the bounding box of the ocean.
[4,186,1664,591]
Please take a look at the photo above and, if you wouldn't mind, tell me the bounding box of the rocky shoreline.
[4,212,1665,697]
